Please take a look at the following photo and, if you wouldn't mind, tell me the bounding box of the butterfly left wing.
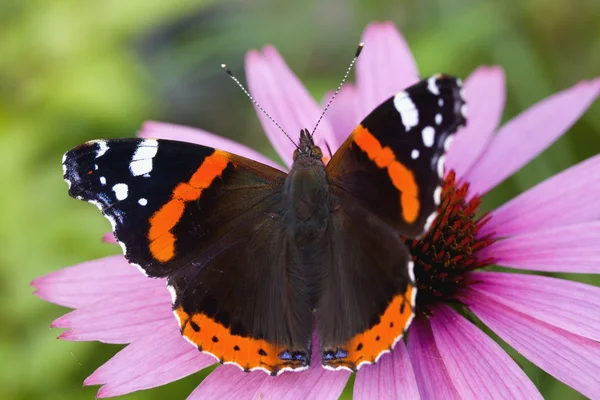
[318,75,466,370]
[63,138,313,375]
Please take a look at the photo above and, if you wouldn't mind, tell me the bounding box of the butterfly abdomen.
[282,156,331,307]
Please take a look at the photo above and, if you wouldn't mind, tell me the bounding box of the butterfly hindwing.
[316,199,416,370]
[63,138,312,374]
[320,75,466,370]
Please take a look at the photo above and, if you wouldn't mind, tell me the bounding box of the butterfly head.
[293,129,323,161]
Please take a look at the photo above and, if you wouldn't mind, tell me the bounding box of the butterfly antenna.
[221,64,299,150]
[311,42,364,137]
[324,141,333,158]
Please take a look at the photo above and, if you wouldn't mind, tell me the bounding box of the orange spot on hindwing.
[148,151,229,262]
[174,307,310,375]
[353,125,419,223]
[322,285,415,371]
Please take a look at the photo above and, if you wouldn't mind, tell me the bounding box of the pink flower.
[33,21,600,399]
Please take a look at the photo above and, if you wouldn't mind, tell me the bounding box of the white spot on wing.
[167,284,177,305]
[435,113,442,125]
[437,155,446,178]
[100,176,106,185]
[130,139,159,176]
[427,76,440,95]
[323,364,354,373]
[424,211,438,233]
[130,160,153,176]
[393,91,419,131]
[88,199,103,212]
[173,306,182,326]
[106,215,117,232]
[112,183,128,200]
[422,126,435,147]
[444,135,455,152]
[374,349,391,364]
[138,198,148,206]
[132,263,148,277]
[96,141,109,158]
[411,149,419,159]
[408,260,415,284]
[438,98,444,107]
[433,186,442,206]
[461,104,468,118]
[132,139,159,160]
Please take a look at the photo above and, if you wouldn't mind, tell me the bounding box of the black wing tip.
[62,142,99,199]
[426,73,467,126]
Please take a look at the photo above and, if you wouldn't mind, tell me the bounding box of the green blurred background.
[1,0,599,398]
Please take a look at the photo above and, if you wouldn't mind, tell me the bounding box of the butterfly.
[63,73,466,375]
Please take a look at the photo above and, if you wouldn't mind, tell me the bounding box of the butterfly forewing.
[327,74,466,238]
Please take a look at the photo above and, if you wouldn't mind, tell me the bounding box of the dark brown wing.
[316,197,415,371]
[63,139,312,375]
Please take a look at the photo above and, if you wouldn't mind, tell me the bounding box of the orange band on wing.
[148,151,230,262]
[174,307,309,375]
[322,285,414,371]
[353,126,419,223]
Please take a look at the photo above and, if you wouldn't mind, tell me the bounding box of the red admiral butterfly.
[63,47,466,375]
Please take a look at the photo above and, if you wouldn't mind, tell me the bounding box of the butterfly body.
[63,75,466,375]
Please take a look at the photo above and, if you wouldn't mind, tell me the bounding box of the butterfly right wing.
[63,138,312,374]
[318,75,466,371]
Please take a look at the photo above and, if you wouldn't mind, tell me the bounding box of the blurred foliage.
[1,0,598,399]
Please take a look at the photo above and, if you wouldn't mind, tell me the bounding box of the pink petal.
[51,282,171,344]
[479,221,600,273]
[354,342,420,400]
[32,256,155,308]
[102,232,117,244]
[188,365,268,400]
[480,153,600,237]
[138,121,283,171]
[320,84,359,151]
[86,320,214,398]
[465,287,600,399]
[189,333,349,400]
[407,317,460,399]
[356,21,420,119]
[463,78,600,195]
[468,272,600,342]
[245,46,335,168]
[429,304,541,399]
[446,66,506,180]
